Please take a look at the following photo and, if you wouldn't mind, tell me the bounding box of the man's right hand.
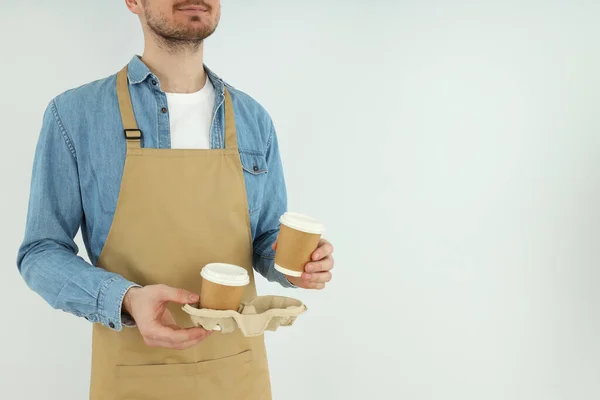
[122,284,211,350]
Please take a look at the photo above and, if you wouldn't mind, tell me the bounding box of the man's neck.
[140,40,207,94]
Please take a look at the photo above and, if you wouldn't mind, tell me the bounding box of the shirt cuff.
[97,276,140,331]
[121,311,137,328]
[275,271,297,288]
[284,277,298,288]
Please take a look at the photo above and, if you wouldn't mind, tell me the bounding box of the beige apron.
[89,66,272,400]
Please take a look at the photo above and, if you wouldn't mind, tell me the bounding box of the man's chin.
[174,24,216,39]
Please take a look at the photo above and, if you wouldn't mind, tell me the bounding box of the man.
[17,1,334,399]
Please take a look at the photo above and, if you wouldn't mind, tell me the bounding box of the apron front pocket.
[116,362,197,400]
[195,350,264,399]
[115,350,256,400]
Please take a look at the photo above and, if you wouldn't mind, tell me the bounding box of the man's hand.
[122,284,211,349]
[272,238,335,289]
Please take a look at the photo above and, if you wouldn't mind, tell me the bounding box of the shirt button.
[253,165,259,172]
[109,322,115,329]
[161,107,167,113]
[151,79,157,86]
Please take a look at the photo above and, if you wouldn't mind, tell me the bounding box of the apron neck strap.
[223,87,238,150]
[117,66,238,151]
[116,66,142,150]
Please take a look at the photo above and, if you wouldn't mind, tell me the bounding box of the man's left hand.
[273,239,334,290]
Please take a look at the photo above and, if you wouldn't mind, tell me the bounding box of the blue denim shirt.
[17,56,293,332]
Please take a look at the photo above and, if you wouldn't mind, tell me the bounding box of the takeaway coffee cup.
[274,212,325,277]
[200,263,250,311]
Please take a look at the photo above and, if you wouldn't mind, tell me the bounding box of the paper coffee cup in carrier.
[200,263,250,313]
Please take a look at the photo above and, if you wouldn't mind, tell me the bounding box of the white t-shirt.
[166,78,216,149]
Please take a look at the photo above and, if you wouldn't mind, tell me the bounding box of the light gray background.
[1,1,599,399]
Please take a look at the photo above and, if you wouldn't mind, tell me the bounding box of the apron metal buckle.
[124,129,143,140]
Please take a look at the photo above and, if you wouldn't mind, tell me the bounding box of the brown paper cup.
[274,212,325,277]
[200,263,250,311]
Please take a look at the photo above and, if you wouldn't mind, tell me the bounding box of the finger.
[312,239,334,261]
[151,325,210,344]
[158,285,199,305]
[145,333,210,350]
[167,327,212,349]
[302,271,332,283]
[301,282,325,290]
[177,334,211,349]
[178,330,212,349]
[305,256,334,273]
[271,241,278,251]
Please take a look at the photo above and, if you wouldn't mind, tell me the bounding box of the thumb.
[159,285,199,305]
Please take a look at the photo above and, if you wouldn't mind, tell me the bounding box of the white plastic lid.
[200,263,250,287]
[279,212,325,234]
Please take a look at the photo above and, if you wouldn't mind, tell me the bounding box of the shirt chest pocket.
[239,150,268,216]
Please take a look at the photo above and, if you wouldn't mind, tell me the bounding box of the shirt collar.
[126,55,226,96]
[204,65,225,98]
[127,55,153,84]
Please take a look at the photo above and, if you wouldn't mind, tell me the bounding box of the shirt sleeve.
[252,119,296,288]
[16,100,140,331]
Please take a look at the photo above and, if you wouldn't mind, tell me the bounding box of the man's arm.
[252,119,296,288]
[16,100,139,331]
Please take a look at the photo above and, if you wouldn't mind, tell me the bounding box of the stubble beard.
[144,6,219,53]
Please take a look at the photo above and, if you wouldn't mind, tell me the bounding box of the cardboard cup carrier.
[184,263,307,336]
